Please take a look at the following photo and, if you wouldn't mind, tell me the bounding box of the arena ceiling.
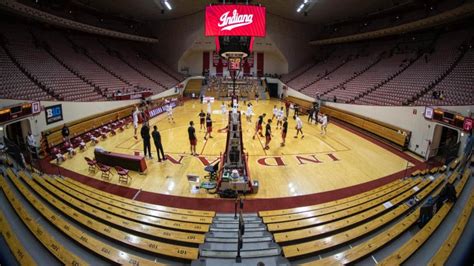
[74,0,407,25]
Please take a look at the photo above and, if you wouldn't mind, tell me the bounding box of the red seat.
[84,157,97,172]
[114,166,131,184]
[97,163,112,180]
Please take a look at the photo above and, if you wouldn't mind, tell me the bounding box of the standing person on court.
[188,121,198,156]
[272,105,278,120]
[61,123,70,141]
[255,91,259,103]
[294,115,304,139]
[166,102,175,123]
[253,113,266,139]
[140,122,152,159]
[198,110,206,131]
[204,113,213,140]
[285,101,290,117]
[264,119,272,150]
[320,113,328,135]
[152,125,166,162]
[132,106,140,140]
[276,107,284,129]
[307,106,314,124]
[246,103,253,123]
[207,99,212,114]
[281,117,288,146]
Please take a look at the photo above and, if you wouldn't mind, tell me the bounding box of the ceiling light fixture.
[164,0,172,10]
[296,3,305,13]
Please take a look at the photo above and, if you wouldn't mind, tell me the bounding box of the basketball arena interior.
[0,0,473,265]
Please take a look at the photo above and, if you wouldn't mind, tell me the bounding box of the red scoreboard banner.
[205,5,266,37]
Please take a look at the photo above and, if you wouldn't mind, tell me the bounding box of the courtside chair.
[97,163,112,181]
[115,166,131,184]
[84,157,97,173]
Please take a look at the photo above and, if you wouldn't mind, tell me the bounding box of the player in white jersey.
[246,103,253,122]
[276,107,284,129]
[272,105,278,120]
[320,113,328,135]
[294,115,304,139]
[167,103,175,123]
[132,106,140,140]
[207,100,212,114]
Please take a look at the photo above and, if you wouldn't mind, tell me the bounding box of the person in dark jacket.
[152,125,166,162]
[61,124,70,141]
[140,122,152,159]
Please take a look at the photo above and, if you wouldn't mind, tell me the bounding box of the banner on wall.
[205,5,266,37]
[45,104,63,125]
[212,51,228,67]
[244,52,254,67]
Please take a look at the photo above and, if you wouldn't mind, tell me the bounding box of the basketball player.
[264,119,272,150]
[188,121,198,156]
[207,99,212,114]
[246,103,253,122]
[204,113,213,140]
[132,106,140,140]
[272,105,278,120]
[221,102,227,116]
[320,113,328,135]
[276,107,284,129]
[198,110,206,131]
[294,115,304,139]
[281,117,288,146]
[252,113,266,139]
[166,103,175,123]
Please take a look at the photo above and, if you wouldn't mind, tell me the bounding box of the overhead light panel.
[297,3,305,13]
[164,0,172,10]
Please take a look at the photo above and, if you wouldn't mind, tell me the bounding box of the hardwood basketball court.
[58,99,415,199]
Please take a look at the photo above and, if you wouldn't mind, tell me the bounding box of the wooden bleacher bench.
[259,178,404,218]
[309,170,463,265]
[379,169,471,265]
[283,174,447,259]
[411,169,421,177]
[268,179,418,231]
[41,174,209,233]
[0,208,37,266]
[285,96,314,114]
[430,167,439,174]
[26,172,205,245]
[263,179,410,224]
[6,170,199,261]
[449,157,461,170]
[428,186,474,266]
[320,105,411,149]
[0,175,87,265]
[60,176,215,219]
[275,178,430,244]
[3,171,162,265]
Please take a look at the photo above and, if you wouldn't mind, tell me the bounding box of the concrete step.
[210,227,266,232]
[201,242,277,252]
[206,231,272,239]
[205,236,273,243]
[192,256,291,266]
[214,216,261,222]
[200,248,280,259]
[211,219,262,224]
[211,222,264,229]
[215,213,259,217]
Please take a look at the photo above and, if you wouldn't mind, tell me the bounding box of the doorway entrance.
[429,124,460,164]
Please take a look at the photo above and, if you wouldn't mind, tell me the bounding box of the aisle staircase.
[193,213,289,265]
